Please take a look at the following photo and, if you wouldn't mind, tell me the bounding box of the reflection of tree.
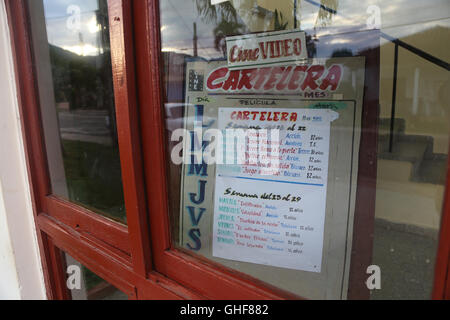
[314,0,338,28]
[331,48,353,57]
[194,0,245,56]
[194,0,239,24]
[274,9,288,31]
[49,0,118,144]
[193,1,325,58]
[213,20,245,57]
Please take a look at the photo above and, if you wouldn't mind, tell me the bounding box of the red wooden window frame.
[5,0,450,300]
[5,0,191,300]
[135,0,382,299]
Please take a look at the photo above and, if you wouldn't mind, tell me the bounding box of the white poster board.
[178,57,366,299]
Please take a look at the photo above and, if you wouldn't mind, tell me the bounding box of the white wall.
[0,0,46,300]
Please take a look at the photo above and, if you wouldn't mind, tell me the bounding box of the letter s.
[187,228,202,251]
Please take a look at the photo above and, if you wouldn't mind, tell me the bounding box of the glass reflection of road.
[58,109,113,146]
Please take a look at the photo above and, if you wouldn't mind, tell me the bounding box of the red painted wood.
[47,196,130,253]
[347,37,380,300]
[5,0,57,299]
[107,0,152,276]
[5,0,137,298]
[432,141,450,300]
[46,237,72,300]
[37,214,199,299]
[445,268,450,299]
[38,214,137,296]
[133,0,171,262]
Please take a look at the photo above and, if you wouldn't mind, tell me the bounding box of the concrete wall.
[0,0,46,300]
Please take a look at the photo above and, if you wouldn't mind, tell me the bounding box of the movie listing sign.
[226,30,307,70]
[179,54,365,282]
[213,108,338,272]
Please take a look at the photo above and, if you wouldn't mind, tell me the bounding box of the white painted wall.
[0,0,46,300]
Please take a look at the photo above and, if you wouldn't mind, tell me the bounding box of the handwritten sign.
[212,108,337,272]
[179,57,366,298]
[226,30,307,70]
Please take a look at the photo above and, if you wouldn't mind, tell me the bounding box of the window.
[5,0,450,300]
[28,0,127,224]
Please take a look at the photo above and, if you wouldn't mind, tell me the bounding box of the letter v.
[187,206,206,226]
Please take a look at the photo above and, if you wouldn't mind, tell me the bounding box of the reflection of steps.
[378,118,447,185]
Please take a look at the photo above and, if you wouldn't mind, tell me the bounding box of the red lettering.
[206,67,228,90]
[206,64,343,93]
[269,42,277,59]
[253,68,271,90]
[319,64,342,90]
[223,70,240,91]
[276,66,293,90]
[273,112,280,121]
[288,65,307,90]
[301,65,325,90]
[290,113,298,122]
[238,69,257,90]
[229,45,238,62]
[259,42,269,59]
[264,67,284,90]
[283,39,292,57]
[274,40,282,58]
[293,38,302,56]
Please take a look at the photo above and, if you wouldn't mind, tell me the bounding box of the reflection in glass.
[65,254,128,300]
[28,0,126,224]
[160,0,449,299]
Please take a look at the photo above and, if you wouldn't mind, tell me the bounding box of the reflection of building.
[376,26,450,232]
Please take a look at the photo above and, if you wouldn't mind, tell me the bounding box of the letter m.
[188,161,208,176]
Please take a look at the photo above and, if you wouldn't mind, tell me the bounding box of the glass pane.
[27,0,126,224]
[64,253,128,300]
[160,0,449,299]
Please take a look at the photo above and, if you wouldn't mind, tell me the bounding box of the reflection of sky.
[160,0,450,60]
[43,0,102,56]
[160,0,238,59]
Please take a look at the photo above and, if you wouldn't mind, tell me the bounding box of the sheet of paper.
[213,108,338,272]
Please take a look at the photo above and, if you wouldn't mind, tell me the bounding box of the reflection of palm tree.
[274,9,288,31]
[314,0,339,28]
[194,0,245,56]
[213,20,245,57]
[194,0,239,24]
